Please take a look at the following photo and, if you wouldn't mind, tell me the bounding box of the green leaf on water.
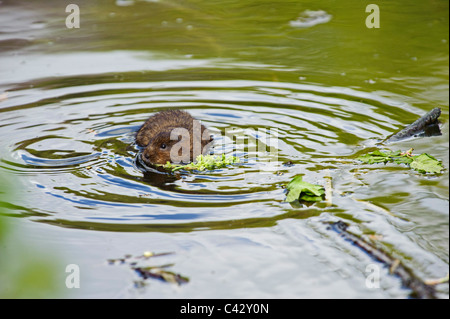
[357,150,386,164]
[357,150,405,164]
[285,175,325,203]
[392,156,413,165]
[357,149,443,174]
[163,154,240,172]
[410,153,443,174]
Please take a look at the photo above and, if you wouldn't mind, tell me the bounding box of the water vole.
[136,110,213,165]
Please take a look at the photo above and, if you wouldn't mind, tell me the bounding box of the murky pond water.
[0,0,448,298]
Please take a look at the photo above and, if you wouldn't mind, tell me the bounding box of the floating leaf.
[163,154,240,172]
[357,149,443,174]
[410,153,443,174]
[393,156,413,165]
[357,150,406,164]
[285,175,325,203]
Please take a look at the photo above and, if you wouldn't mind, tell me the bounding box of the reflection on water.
[0,0,448,298]
[2,78,420,224]
[289,10,332,28]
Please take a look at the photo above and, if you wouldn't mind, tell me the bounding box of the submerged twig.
[351,198,396,217]
[324,171,333,207]
[0,92,8,102]
[327,220,437,299]
[108,251,188,286]
[424,273,449,286]
[133,266,189,285]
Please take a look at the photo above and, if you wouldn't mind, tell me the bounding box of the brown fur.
[136,110,213,165]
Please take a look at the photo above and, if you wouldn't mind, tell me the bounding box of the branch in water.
[327,220,437,299]
[385,107,442,143]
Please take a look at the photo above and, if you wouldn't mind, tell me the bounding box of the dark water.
[0,0,448,298]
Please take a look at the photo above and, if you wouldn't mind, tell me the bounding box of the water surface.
[0,0,448,298]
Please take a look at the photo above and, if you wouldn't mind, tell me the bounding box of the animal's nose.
[143,152,150,159]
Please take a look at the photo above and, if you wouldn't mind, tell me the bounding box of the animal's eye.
[160,143,167,150]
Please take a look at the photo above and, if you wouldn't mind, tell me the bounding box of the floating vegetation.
[285,175,325,203]
[357,148,443,174]
[163,154,240,172]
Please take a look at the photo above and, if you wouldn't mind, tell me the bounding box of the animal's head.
[140,130,181,165]
[140,126,214,166]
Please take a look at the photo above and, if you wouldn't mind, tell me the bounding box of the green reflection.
[0,175,62,298]
[36,206,330,233]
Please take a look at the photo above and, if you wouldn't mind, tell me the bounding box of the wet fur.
[136,110,213,165]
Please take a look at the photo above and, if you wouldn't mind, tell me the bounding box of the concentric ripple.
[0,77,429,231]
